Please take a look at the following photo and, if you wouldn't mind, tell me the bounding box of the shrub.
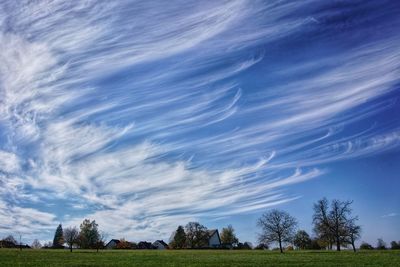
[254,243,269,250]
[391,241,400,250]
[360,242,374,250]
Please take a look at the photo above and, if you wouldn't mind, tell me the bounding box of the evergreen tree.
[52,224,64,248]
[170,225,187,249]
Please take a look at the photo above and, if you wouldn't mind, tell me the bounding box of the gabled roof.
[207,229,221,244]
[207,229,218,236]
[105,239,120,247]
[154,240,168,247]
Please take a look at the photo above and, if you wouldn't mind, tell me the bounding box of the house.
[207,229,221,248]
[152,240,169,250]
[0,240,17,248]
[105,239,120,249]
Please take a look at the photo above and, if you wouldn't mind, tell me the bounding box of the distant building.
[105,239,120,249]
[152,240,169,250]
[0,240,17,248]
[207,229,221,248]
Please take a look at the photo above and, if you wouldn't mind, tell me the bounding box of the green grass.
[0,249,399,267]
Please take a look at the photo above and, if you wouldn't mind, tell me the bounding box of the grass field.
[0,249,399,267]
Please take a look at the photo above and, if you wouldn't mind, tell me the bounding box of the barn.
[207,229,221,248]
[105,239,120,249]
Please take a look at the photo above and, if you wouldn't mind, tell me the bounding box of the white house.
[105,239,120,249]
[207,229,221,248]
[152,240,169,250]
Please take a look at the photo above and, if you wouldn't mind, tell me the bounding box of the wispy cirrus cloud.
[0,0,399,242]
[381,213,398,218]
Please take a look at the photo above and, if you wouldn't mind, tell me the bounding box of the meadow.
[0,249,399,267]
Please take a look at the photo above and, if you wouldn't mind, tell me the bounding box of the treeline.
[0,219,106,252]
[1,198,398,252]
[256,198,399,253]
[169,222,247,249]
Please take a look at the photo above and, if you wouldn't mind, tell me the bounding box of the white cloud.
[0,151,20,173]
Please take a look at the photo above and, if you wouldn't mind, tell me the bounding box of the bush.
[309,239,323,250]
[391,241,400,250]
[234,242,252,250]
[116,239,132,249]
[254,243,269,250]
[360,242,374,250]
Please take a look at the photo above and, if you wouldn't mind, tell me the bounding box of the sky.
[0,0,399,247]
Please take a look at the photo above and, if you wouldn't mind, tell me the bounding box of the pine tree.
[52,224,64,248]
[170,225,187,249]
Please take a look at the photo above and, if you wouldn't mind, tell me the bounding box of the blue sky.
[0,0,399,246]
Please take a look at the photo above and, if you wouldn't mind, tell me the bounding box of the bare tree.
[345,220,361,252]
[257,209,297,253]
[64,227,79,252]
[95,232,107,252]
[313,198,356,251]
[43,241,53,248]
[31,239,42,249]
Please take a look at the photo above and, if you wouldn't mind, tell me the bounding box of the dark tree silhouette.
[376,238,386,250]
[52,224,64,248]
[170,226,187,249]
[313,198,358,251]
[360,242,374,250]
[185,222,208,248]
[391,241,400,250]
[257,209,297,253]
[345,220,361,252]
[3,235,17,245]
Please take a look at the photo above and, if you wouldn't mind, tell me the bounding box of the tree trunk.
[351,239,356,252]
[279,239,283,253]
[336,237,341,251]
[70,245,72,252]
